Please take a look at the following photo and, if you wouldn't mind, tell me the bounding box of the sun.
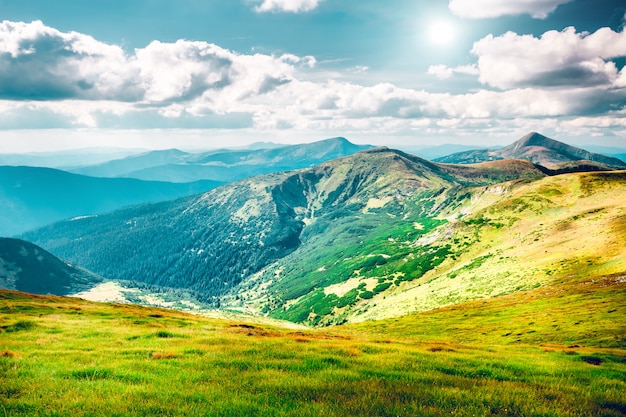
[428,20,455,45]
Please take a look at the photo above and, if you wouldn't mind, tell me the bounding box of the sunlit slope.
[1,289,624,417]
[240,171,625,325]
[352,272,626,348]
[349,171,626,323]
[22,149,623,328]
[218,157,545,324]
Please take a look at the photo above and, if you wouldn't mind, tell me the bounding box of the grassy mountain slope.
[0,166,221,236]
[23,149,546,310]
[0,238,102,295]
[354,272,626,348]
[1,278,624,416]
[343,171,626,324]
[228,170,625,326]
[435,132,626,169]
[21,147,624,327]
[72,137,374,183]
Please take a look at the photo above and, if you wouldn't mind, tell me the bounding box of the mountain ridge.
[72,137,375,182]
[22,148,546,312]
[0,166,222,236]
[18,142,626,326]
[435,132,626,169]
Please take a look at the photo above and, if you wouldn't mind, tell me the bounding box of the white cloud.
[0,20,141,101]
[427,64,478,80]
[448,0,574,19]
[471,26,626,90]
[136,40,235,103]
[1,20,625,144]
[427,65,454,80]
[254,0,322,13]
[350,65,370,74]
[0,20,312,107]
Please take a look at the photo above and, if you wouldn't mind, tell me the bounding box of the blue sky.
[0,0,625,151]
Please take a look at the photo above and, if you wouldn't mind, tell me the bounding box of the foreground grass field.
[1,274,625,417]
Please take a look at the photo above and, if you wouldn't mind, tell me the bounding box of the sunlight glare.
[429,20,455,45]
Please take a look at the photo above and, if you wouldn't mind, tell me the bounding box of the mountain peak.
[437,132,626,170]
[514,132,551,149]
[324,136,350,143]
[316,137,360,149]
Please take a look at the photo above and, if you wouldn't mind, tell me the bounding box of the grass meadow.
[1,280,625,417]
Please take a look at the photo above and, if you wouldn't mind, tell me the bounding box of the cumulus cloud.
[0,20,314,107]
[0,20,142,101]
[448,0,574,19]
[471,26,626,90]
[427,64,479,80]
[254,0,322,13]
[1,20,625,141]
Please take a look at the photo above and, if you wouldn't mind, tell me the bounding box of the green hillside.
[0,238,103,295]
[1,277,624,416]
[22,147,626,327]
[23,149,545,309]
[226,170,626,326]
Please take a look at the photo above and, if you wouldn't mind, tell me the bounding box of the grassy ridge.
[230,171,626,326]
[1,288,625,416]
[352,171,626,323]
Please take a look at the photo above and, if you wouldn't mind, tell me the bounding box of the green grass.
[342,171,626,323]
[261,193,452,325]
[229,171,625,327]
[1,287,625,416]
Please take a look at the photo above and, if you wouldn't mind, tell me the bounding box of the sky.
[0,0,625,152]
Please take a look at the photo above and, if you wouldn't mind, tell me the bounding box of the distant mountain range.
[71,137,374,182]
[396,144,495,161]
[0,238,102,295]
[0,147,148,169]
[0,137,374,236]
[12,133,626,325]
[21,146,548,316]
[0,166,222,236]
[434,132,626,169]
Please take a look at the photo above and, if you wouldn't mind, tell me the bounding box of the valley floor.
[1,272,625,417]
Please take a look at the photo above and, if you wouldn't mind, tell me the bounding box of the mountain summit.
[435,132,626,169]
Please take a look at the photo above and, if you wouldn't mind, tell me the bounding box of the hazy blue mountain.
[0,166,222,236]
[0,148,148,169]
[395,144,490,161]
[435,132,626,169]
[244,141,284,150]
[0,237,103,295]
[579,144,626,156]
[72,148,191,178]
[71,137,374,182]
